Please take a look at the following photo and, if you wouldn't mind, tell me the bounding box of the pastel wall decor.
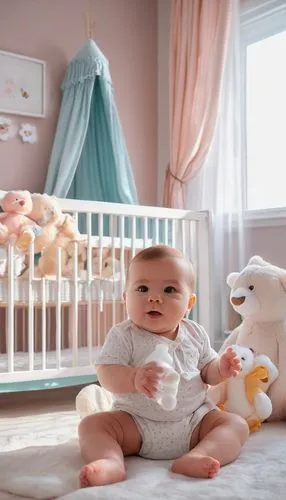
[0,116,12,141]
[19,123,38,144]
[0,50,45,118]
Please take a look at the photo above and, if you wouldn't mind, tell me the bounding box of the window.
[241,0,286,211]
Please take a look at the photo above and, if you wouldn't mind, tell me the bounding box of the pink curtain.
[163,0,232,209]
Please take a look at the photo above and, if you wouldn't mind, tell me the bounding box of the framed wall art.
[0,50,45,118]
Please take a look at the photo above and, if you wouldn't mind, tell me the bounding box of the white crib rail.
[0,199,212,386]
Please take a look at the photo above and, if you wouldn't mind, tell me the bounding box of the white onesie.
[96,318,217,460]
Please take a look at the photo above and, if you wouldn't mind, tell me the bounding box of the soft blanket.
[1,398,286,499]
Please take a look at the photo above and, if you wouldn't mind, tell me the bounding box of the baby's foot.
[171,454,220,479]
[79,458,126,487]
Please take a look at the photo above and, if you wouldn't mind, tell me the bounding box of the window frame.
[240,0,286,214]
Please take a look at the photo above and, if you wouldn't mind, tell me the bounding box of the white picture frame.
[0,50,45,118]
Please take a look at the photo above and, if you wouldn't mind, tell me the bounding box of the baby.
[79,245,249,487]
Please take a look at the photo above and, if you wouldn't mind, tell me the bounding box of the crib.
[0,198,212,392]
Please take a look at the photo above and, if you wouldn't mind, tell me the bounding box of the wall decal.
[0,50,45,118]
[0,115,12,141]
[19,123,38,144]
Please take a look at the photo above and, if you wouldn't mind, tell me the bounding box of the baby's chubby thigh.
[189,405,249,451]
[188,402,218,449]
[79,410,142,457]
[79,410,143,487]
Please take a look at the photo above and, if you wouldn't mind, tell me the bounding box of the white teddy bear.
[218,255,286,421]
[216,344,278,432]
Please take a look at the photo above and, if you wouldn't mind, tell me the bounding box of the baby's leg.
[171,409,249,479]
[78,410,141,487]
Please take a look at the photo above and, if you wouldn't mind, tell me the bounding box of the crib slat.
[154,218,159,245]
[86,212,93,365]
[72,242,79,367]
[98,213,103,276]
[86,212,92,281]
[98,213,104,313]
[111,214,116,327]
[196,215,212,341]
[143,217,148,248]
[7,244,15,373]
[131,216,136,258]
[41,278,47,370]
[21,305,25,355]
[164,218,168,244]
[190,221,198,324]
[28,244,34,371]
[56,247,62,369]
[181,219,186,254]
[119,215,125,298]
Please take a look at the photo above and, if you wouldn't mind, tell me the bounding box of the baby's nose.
[148,295,163,304]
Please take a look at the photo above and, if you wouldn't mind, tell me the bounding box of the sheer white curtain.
[186,0,245,347]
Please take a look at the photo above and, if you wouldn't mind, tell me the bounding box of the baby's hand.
[134,362,165,398]
[219,347,241,379]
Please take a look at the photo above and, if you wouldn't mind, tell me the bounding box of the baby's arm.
[97,364,136,393]
[201,347,241,386]
[97,362,164,398]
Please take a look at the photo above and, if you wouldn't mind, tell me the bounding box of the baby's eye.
[164,286,177,294]
[136,285,148,293]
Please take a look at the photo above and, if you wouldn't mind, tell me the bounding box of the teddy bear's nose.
[231,296,245,306]
[19,200,25,206]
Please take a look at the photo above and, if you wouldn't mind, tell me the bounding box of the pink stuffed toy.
[0,190,41,250]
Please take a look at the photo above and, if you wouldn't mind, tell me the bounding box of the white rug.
[0,404,79,500]
[1,410,286,500]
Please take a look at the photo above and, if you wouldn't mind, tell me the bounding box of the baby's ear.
[188,294,196,309]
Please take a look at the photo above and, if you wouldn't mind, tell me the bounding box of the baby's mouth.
[147,310,162,317]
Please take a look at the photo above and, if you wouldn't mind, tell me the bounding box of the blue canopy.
[44,39,138,205]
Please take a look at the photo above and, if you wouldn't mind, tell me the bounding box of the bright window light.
[246,30,286,210]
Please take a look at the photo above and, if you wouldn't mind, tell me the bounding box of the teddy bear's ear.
[226,272,239,288]
[248,255,268,267]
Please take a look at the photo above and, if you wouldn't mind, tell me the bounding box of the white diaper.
[131,402,214,460]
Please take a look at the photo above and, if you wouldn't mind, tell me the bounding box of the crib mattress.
[0,346,101,373]
[0,275,123,305]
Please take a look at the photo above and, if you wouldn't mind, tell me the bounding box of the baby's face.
[124,257,194,340]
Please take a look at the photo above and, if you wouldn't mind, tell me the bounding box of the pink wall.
[0,0,157,205]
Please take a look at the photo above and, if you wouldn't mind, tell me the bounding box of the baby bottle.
[144,344,180,411]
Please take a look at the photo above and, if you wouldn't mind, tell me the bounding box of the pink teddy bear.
[0,190,41,251]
